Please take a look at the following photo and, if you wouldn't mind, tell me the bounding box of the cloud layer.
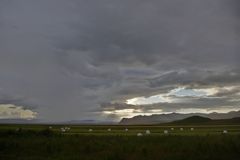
[0,0,239,121]
[0,104,37,119]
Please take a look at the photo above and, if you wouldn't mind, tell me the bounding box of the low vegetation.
[0,124,240,160]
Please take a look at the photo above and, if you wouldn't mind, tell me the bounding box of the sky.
[0,0,240,122]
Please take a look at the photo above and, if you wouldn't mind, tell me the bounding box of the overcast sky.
[0,0,239,122]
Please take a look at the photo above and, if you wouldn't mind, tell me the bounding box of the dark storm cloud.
[0,91,37,110]
[148,69,240,88]
[0,0,239,121]
[57,0,240,67]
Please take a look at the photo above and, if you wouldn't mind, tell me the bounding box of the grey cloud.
[214,86,240,98]
[61,0,239,67]
[0,92,37,110]
[0,0,239,121]
[149,69,240,88]
[101,96,239,115]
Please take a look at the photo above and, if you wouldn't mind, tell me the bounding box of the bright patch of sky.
[102,108,169,120]
[105,85,240,119]
[0,104,37,119]
[169,87,218,97]
[126,95,171,105]
[126,87,219,105]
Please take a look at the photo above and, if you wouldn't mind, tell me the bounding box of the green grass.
[0,124,240,160]
[1,124,240,135]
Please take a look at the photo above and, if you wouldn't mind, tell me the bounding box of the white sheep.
[180,128,183,131]
[107,128,111,132]
[125,128,128,132]
[190,128,194,131]
[171,128,174,131]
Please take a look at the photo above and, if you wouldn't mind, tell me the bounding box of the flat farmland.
[0,124,240,160]
[0,124,240,135]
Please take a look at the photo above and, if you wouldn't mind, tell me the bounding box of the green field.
[0,124,240,160]
[1,124,240,135]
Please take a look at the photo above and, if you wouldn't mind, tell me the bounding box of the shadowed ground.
[0,125,240,160]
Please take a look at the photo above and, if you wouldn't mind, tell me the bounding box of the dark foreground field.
[0,125,240,160]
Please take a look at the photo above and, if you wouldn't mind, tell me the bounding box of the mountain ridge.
[119,110,240,125]
[166,116,240,125]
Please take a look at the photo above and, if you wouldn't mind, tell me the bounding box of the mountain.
[0,119,39,124]
[119,110,240,125]
[167,116,240,125]
[0,119,116,125]
[59,120,117,125]
[170,116,212,124]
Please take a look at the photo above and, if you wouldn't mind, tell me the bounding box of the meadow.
[0,124,240,160]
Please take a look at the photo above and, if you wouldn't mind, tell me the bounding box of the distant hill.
[0,119,116,125]
[167,116,240,125]
[119,110,240,125]
[170,116,212,124]
[0,119,39,124]
[58,120,117,125]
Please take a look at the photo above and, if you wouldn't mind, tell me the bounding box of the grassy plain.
[0,124,240,160]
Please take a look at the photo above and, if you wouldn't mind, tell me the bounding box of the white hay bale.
[62,127,70,132]
[171,128,174,131]
[107,128,111,132]
[223,130,228,134]
[164,130,168,134]
[125,128,128,132]
[180,128,183,131]
[190,128,194,131]
[88,129,93,132]
[137,133,143,136]
[65,127,70,130]
[60,128,66,132]
[145,130,151,134]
